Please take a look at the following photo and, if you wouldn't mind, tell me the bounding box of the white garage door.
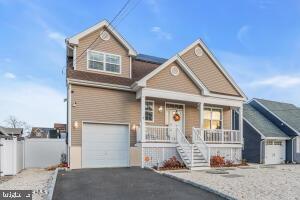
[265,140,286,164]
[82,123,129,168]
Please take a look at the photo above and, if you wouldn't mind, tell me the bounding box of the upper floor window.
[87,50,121,74]
[204,107,223,129]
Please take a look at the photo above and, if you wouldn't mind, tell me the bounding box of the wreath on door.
[173,112,181,121]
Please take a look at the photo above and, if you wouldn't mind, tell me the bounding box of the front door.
[167,109,184,132]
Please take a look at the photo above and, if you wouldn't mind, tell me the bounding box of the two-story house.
[66,20,247,169]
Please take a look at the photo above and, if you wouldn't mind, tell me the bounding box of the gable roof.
[67,20,137,56]
[135,54,210,95]
[243,104,289,139]
[253,98,300,134]
[0,126,23,136]
[178,39,247,99]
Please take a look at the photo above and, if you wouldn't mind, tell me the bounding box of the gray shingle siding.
[243,121,262,163]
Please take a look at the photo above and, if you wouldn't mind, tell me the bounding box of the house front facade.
[66,20,247,169]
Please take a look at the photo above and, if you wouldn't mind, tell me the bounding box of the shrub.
[161,156,185,169]
[225,160,234,167]
[210,155,225,167]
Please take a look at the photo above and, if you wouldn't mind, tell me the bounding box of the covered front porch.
[135,88,244,169]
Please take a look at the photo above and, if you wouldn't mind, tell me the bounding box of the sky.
[0,0,300,127]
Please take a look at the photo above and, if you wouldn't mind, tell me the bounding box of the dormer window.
[87,50,121,74]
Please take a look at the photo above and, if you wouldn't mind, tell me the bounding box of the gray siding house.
[242,99,300,164]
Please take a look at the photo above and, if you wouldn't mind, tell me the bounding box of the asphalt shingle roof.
[0,126,23,136]
[254,98,300,133]
[243,104,289,138]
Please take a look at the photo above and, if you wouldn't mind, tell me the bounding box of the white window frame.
[297,136,300,153]
[145,100,154,123]
[87,50,122,74]
[204,107,223,130]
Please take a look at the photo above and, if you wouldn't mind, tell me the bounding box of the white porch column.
[239,105,243,144]
[141,94,146,143]
[199,102,204,128]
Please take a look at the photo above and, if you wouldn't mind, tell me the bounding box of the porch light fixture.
[131,124,136,131]
[72,101,77,107]
[158,106,163,113]
[73,121,79,129]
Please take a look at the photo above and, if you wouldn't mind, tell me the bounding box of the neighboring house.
[242,98,300,164]
[65,20,247,169]
[54,123,67,139]
[30,127,52,138]
[0,126,23,138]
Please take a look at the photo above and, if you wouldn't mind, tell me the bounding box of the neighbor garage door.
[82,123,129,168]
[265,140,286,164]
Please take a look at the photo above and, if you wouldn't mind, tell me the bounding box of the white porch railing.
[192,128,210,165]
[193,128,241,144]
[176,127,193,168]
[137,125,177,143]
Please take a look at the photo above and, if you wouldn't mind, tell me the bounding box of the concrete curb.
[47,168,59,200]
[161,172,237,200]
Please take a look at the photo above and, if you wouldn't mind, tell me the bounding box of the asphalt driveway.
[52,167,225,200]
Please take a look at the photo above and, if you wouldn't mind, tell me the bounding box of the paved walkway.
[53,167,224,200]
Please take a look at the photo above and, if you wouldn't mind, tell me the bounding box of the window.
[203,107,222,129]
[145,100,154,122]
[87,50,121,73]
[297,136,300,153]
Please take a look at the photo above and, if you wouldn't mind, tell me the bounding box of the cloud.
[258,0,274,9]
[237,25,251,45]
[4,72,16,79]
[0,79,66,127]
[47,31,66,48]
[146,0,160,14]
[250,75,300,88]
[151,26,172,40]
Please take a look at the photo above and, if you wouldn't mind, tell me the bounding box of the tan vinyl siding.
[223,107,232,130]
[185,103,200,139]
[147,62,201,95]
[71,85,139,146]
[76,28,131,78]
[181,44,241,96]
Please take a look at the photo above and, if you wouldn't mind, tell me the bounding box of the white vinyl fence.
[0,137,66,176]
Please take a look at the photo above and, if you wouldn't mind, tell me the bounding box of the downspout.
[291,137,296,164]
[260,139,264,164]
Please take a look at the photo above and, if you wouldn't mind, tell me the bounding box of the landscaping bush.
[210,155,225,167]
[160,156,185,170]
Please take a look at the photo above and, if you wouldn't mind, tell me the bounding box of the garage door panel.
[82,123,129,168]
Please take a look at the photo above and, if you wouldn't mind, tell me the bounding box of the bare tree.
[4,115,32,135]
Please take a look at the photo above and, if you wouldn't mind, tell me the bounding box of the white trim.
[178,39,247,100]
[165,102,186,133]
[86,50,122,75]
[136,55,210,95]
[67,84,72,166]
[251,99,300,136]
[67,78,132,91]
[73,46,77,70]
[129,56,132,79]
[138,88,243,107]
[296,136,300,153]
[206,143,243,148]
[81,121,130,168]
[145,100,154,123]
[265,137,290,140]
[67,20,137,56]
[141,143,177,148]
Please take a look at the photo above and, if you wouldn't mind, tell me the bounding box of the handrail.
[192,127,210,165]
[176,127,193,168]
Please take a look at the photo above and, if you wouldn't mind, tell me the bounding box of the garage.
[82,123,129,168]
[265,140,286,164]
